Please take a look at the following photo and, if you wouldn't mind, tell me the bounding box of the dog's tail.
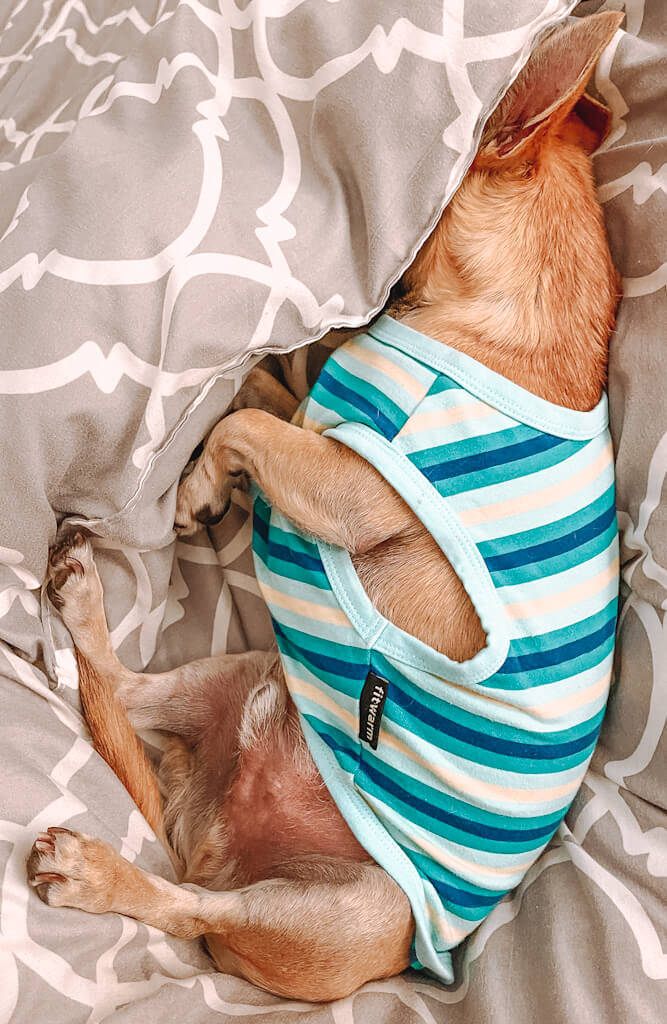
[76,650,180,873]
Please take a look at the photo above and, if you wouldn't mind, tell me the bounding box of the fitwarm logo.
[359,672,389,750]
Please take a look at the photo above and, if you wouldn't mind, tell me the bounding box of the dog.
[28,12,622,1003]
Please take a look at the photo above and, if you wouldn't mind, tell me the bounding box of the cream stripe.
[460,442,613,526]
[286,673,358,731]
[257,580,350,628]
[397,400,496,436]
[527,665,612,721]
[345,340,426,400]
[426,902,471,945]
[287,674,583,806]
[506,557,620,620]
[384,723,582,806]
[404,821,535,881]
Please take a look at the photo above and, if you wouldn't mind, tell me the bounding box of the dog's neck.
[390,134,618,412]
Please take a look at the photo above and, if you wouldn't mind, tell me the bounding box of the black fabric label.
[359,671,389,750]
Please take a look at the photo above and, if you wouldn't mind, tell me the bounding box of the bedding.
[0,1,665,1021]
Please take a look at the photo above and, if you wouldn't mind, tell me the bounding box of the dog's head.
[395,11,622,401]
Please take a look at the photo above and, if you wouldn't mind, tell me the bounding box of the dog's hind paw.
[27,827,118,914]
[46,531,106,644]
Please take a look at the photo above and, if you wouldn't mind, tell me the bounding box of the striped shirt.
[251,314,618,981]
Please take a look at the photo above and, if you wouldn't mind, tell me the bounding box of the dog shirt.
[251,314,618,982]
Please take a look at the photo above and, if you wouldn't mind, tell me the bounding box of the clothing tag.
[359,671,388,750]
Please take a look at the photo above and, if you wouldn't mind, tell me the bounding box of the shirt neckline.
[367,315,609,442]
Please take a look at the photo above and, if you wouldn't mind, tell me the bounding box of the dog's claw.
[31,872,67,885]
[34,839,55,854]
[48,531,88,568]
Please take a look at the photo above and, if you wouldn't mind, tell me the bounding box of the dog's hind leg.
[27,828,412,1001]
[47,531,278,744]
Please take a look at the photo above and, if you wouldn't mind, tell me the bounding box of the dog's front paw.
[174,462,244,536]
[27,827,117,914]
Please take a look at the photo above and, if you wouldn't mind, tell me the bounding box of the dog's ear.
[478,11,622,163]
[571,93,613,154]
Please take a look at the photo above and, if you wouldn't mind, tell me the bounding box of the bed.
[1,1,665,1020]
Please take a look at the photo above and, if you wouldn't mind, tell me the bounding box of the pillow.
[0,0,580,675]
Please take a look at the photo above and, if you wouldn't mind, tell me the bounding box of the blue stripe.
[357,760,559,848]
[477,485,615,558]
[427,876,506,918]
[491,635,615,691]
[372,653,599,748]
[487,518,617,588]
[409,425,536,469]
[362,747,566,832]
[387,685,604,761]
[428,878,503,910]
[497,607,617,676]
[317,368,399,438]
[305,715,361,769]
[273,621,369,684]
[267,539,327,577]
[422,433,571,485]
[407,849,507,904]
[253,501,270,544]
[484,502,616,573]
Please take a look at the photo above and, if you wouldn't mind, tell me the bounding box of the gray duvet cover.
[0,1,665,1021]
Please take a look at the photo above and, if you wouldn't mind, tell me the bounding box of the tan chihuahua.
[28,13,621,1003]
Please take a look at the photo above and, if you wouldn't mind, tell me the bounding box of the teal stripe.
[408,424,538,471]
[306,380,395,439]
[252,530,269,568]
[426,375,470,396]
[256,538,330,590]
[319,359,408,434]
[408,847,503,900]
[258,550,329,590]
[303,714,361,775]
[477,484,615,559]
[431,438,585,498]
[298,394,344,430]
[382,670,605,750]
[362,748,567,832]
[506,600,616,657]
[496,538,616,609]
[493,634,616,690]
[386,699,602,775]
[263,519,326,562]
[408,851,506,921]
[275,621,369,697]
[355,766,554,855]
[488,517,618,587]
